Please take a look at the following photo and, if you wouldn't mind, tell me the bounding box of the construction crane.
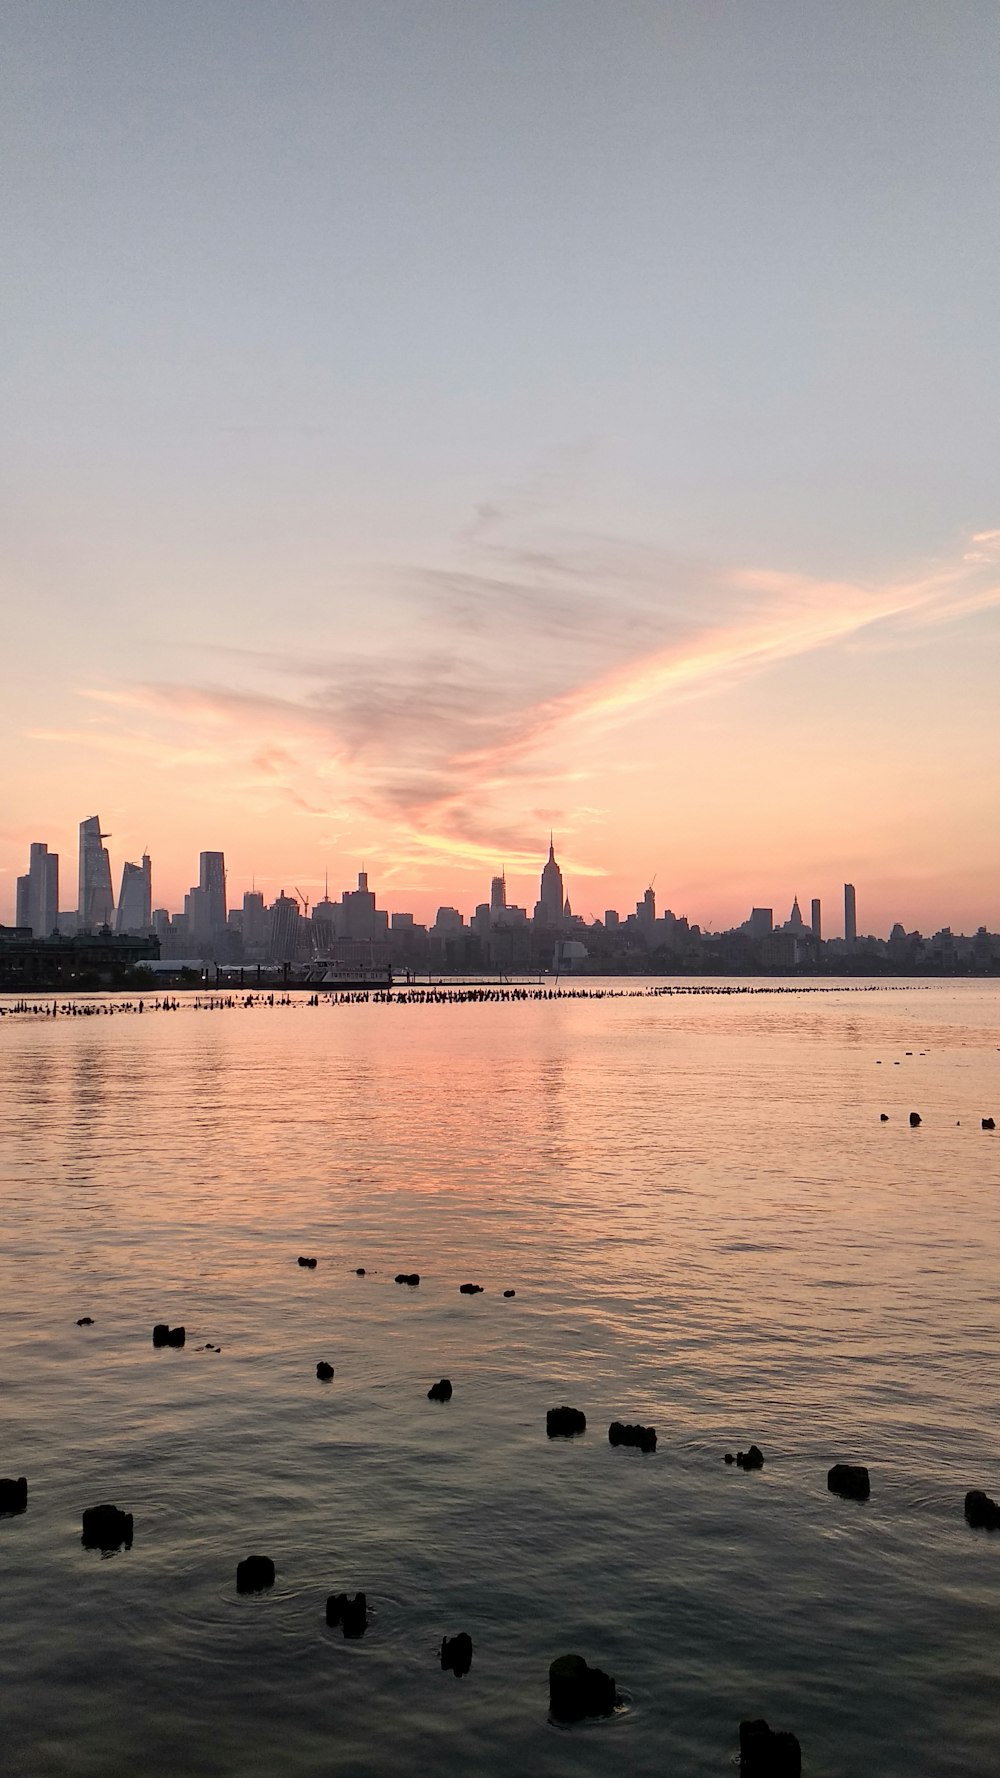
[294,885,310,918]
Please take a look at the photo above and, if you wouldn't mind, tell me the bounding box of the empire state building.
[535,837,565,926]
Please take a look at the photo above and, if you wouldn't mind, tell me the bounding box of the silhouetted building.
[327,870,389,943]
[184,886,211,947]
[490,874,507,922]
[637,886,656,935]
[747,908,773,937]
[782,896,807,933]
[268,891,302,962]
[15,841,59,937]
[78,817,115,932]
[811,898,822,941]
[199,851,227,935]
[535,838,565,926]
[0,926,158,988]
[116,855,152,933]
[845,882,857,945]
[242,891,267,955]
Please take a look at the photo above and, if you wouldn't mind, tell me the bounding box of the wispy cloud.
[33,509,1000,875]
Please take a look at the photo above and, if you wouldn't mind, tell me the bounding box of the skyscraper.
[637,886,656,933]
[811,898,822,941]
[844,882,857,945]
[199,851,227,935]
[15,842,59,936]
[268,890,301,962]
[490,874,507,921]
[116,855,152,933]
[78,817,115,931]
[535,838,565,925]
[242,890,267,955]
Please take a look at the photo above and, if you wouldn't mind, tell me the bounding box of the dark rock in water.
[547,1406,586,1437]
[356,1267,366,1275]
[152,1323,170,1347]
[608,1420,656,1453]
[828,1462,870,1500]
[983,1118,996,1131]
[441,1632,473,1676]
[76,1316,94,1326]
[965,1489,1000,1529]
[740,1717,802,1775]
[724,1452,735,1465]
[297,1256,318,1268]
[503,1289,516,1298]
[737,1444,764,1470]
[0,1476,28,1514]
[909,1111,922,1127]
[316,1361,335,1380]
[326,1590,367,1636]
[459,1282,484,1295]
[394,1272,420,1286]
[427,1378,453,1401]
[166,1325,185,1347]
[549,1653,619,1720]
[82,1503,133,1550]
[236,1554,275,1593]
[879,1113,889,1122]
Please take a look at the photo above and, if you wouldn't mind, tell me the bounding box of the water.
[1,980,998,1777]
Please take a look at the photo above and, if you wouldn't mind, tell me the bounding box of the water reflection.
[0,984,997,1778]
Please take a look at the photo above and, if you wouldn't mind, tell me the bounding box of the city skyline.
[3,6,1000,940]
[5,817,991,951]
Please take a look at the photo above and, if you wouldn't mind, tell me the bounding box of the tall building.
[490,874,507,921]
[199,851,227,935]
[184,886,211,946]
[334,871,389,942]
[242,891,267,956]
[811,898,822,941]
[116,855,152,933]
[78,817,115,932]
[637,886,656,933]
[15,842,59,936]
[844,882,857,945]
[535,838,565,925]
[268,890,302,962]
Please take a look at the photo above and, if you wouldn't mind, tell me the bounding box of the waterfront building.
[78,817,115,932]
[811,897,822,940]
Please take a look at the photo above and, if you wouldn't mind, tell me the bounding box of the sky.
[2,1,999,936]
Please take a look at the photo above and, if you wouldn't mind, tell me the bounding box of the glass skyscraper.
[78,816,115,931]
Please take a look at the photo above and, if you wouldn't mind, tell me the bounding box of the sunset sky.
[3,2,998,935]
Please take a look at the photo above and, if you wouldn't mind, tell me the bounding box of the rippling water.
[1,980,998,1777]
